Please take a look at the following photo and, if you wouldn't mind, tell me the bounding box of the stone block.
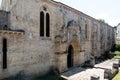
[113,63,119,69]
[119,60,120,67]
[91,74,100,80]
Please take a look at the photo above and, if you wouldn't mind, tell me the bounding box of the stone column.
[56,53,68,73]
[119,60,120,67]
[74,49,81,66]
[90,56,95,67]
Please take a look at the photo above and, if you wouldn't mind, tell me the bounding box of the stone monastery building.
[0,0,115,79]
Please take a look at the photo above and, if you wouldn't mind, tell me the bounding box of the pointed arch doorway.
[67,45,74,68]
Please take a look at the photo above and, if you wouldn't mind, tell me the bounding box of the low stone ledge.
[113,63,119,69]
[119,60,120,67]
[61,75,68,80]
[0,30,24,35]
[91,74,100,80]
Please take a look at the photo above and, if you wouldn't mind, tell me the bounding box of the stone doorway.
[67,45,74,68]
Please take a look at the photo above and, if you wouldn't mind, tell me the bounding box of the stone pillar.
[56,53,67,73]
[112,63,119,70]
[90,56,95,67]
[112,63,119,73]
[119,60,120,67]
[110,63,119,79]
[74,50,81,66]
[80,51,85,65]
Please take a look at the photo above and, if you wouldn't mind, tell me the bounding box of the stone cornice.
[0,30,24,35]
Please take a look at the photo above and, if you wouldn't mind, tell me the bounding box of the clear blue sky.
[0,0,120,26]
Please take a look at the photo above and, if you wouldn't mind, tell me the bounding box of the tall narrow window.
[2,38,7,69]
[40,11,44,37]
[85,24,87,39]
[46,13,50,37]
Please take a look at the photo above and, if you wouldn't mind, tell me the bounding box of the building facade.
[0,0,115,79]
[115,25,120,44]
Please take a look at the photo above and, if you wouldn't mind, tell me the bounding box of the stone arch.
[46,13,50,37]
[40,4,52,14]
[67,36,81,67]
[39,4,52,37]
[40,11,44,37]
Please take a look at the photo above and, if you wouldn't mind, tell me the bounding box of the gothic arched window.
[85,24,87,39]
[46,13,50,37]
[40,11,44,37]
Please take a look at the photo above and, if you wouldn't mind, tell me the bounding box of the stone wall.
[0,0,115,79]
[116,39,120,44]
[0,10,10,29]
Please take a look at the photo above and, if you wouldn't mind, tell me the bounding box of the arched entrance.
[67,45,74,68]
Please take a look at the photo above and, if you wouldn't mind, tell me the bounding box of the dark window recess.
[85,24,87,38]
[3,25,8,30]
[40,11,44,37]
[2,39,7,69]
[46,13,50,37]
[67,45,74,68]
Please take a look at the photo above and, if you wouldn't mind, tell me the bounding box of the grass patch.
[111,44,120,52]
[112,44,120,58]
[114,56,120,59]
[115,44,120,51]
[114,51,120,54]
[113,51,120,59]
[112,70,120,80]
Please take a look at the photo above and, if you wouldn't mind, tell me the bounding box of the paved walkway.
[94,59,119,70]
[61,67,104,80]
[61,59,120,80]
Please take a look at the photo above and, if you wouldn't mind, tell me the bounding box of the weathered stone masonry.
[0,0,115,79]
